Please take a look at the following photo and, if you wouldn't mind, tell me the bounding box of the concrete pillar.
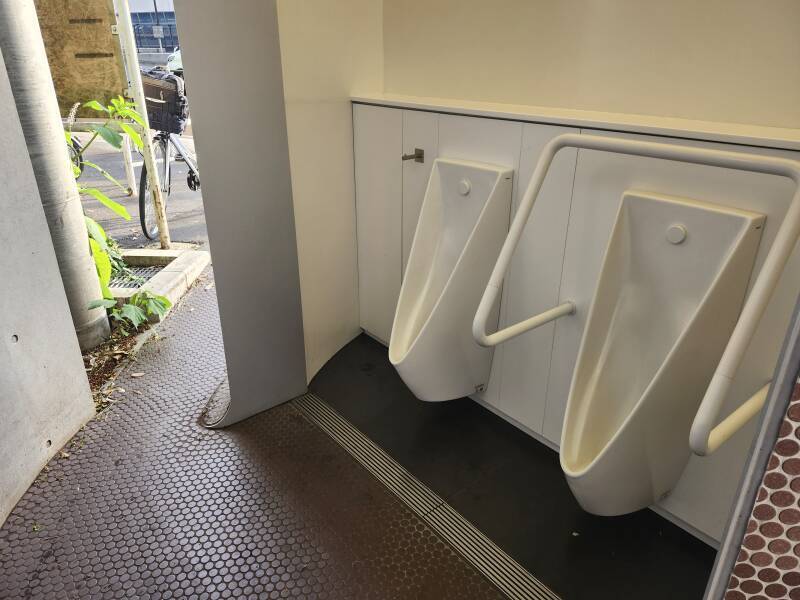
[0,0,110,349]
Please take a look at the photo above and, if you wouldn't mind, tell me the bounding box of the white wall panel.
[176,0,308,424]
[354,104,403,343]
[352,104,800,542]
[493,124,577,437]
[437,114,523,173]
[437,114,523,407]
[401,110,438,275]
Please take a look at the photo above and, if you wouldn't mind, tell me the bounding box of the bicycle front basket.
[140,68,188,134]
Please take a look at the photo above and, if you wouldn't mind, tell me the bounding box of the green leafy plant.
[85,216,144,301]
[88,291,171,336]
[69,97,148,309]
[131,290,172,321]
[75,99,174,336]
[85,215,113,299]
[66,96,145,219]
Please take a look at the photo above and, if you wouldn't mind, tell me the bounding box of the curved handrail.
[471,132,800,456]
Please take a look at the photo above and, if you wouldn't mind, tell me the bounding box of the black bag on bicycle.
[140,68,189,135]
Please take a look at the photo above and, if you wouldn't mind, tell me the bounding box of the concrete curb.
[113,249,211,321]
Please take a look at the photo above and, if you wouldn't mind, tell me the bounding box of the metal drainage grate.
[293,392,562,600]
[109,265,163,289]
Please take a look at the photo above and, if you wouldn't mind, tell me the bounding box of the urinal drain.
[294,393,561,600]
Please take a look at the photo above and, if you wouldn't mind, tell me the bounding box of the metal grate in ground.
[109,265,163,289]
[0,269,507,599]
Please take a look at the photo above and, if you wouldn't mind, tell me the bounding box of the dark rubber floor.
[0,273,504,600]
[310,334,718,600]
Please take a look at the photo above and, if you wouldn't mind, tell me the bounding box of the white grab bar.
[471,132,800,456]
[475,301,576,347]
[706,382,772,454]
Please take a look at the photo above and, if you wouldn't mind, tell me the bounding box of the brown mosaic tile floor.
[0,271,505,600]
[725,383,800,600]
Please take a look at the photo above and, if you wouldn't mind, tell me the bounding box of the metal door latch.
[402,148,424,163]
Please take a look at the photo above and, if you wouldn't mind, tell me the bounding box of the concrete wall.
[0,51,95,525]
[276,0,383,380]
[174,0,308,423]
[383,0,800,129]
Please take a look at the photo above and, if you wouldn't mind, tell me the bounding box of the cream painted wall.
[276,0,383,380]
[383,0,800,129]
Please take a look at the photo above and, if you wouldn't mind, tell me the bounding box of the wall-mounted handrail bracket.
[472,132,800,455]
[473,298,574,347]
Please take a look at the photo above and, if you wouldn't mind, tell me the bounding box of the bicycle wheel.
[68,136,84,178]
[139,136,171,240]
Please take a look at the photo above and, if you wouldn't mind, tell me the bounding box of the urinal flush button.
[666,224,688,245]
[458,179,471,196]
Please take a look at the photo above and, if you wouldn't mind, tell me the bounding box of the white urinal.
[561,191,765,515]
[389,159,513,401]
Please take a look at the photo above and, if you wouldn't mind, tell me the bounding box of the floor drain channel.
[293,392,561,600]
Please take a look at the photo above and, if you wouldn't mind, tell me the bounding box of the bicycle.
[67,135,85,177]
[139,130,200,239]
[138,67,199,239]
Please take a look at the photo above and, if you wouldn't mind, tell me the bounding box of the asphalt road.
[75,131,208,249]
